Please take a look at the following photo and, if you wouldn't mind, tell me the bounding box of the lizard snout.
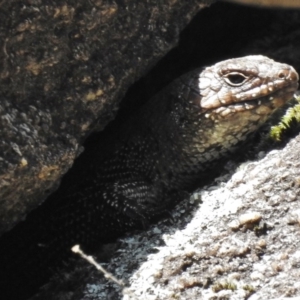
[277,65,299,83]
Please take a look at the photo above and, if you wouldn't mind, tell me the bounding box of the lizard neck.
[144,67,280,190]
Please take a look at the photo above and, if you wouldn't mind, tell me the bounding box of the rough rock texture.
[225,0,300,9]
[1,1,300,299]
[0,0,209,234]
[29,1,300,297]
[2,54,297,300]
[34,133,300,300]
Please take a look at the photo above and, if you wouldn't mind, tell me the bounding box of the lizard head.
[177,55,298,159]
[195,55,298,119]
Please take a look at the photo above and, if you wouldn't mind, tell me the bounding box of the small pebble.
[250,271,264,281]
[228,219,240,230]
[239,212,262,225]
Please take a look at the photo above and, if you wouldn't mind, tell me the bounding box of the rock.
[57,133,300,300]
[0,0,208,234]
[2,1,300,299]
[239,212,262,226]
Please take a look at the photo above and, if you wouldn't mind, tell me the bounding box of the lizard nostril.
[277,67,298,81]
[278,70,287,79]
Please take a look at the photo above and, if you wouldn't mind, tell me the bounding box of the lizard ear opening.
[224,72,248,86]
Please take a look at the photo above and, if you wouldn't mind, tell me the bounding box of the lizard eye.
[225,72,248,86]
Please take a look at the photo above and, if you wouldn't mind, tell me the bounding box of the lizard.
[0,55,298,300]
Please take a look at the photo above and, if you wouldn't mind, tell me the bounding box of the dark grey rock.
[0,0,209,234]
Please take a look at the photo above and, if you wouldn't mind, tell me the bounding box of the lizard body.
[0,55,298,299]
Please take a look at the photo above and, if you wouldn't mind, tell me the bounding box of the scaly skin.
[0,55,298,299]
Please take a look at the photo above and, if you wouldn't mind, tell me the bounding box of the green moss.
[269,95,300,142]
[243,284,256,298]
[256,95,300,152]
[212,280,237,293]
[243,284,255,293]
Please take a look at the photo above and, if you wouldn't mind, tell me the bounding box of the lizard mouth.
[208,81,299,118]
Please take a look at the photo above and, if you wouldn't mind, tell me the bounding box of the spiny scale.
[0,55,298,299]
